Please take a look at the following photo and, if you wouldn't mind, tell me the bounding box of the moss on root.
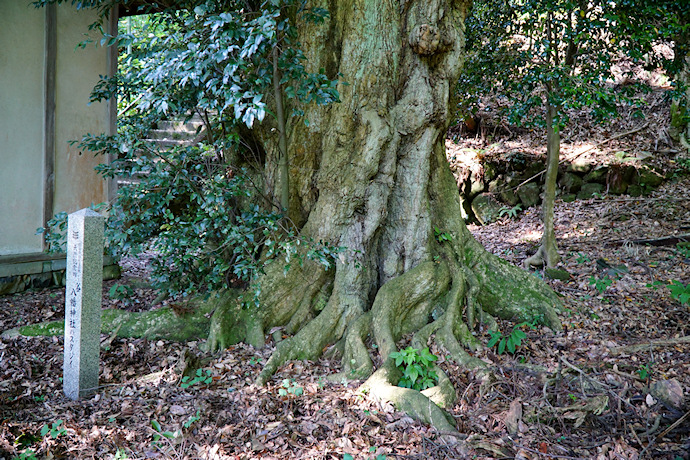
[1,296,223,343]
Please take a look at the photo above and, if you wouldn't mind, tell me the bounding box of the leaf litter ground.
[1,90,689,459]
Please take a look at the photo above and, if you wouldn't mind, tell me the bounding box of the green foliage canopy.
[458,0,688,128]
[41,0,344,300]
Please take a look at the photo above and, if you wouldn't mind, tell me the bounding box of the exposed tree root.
[370,261,450,360]
[360,364,458,433]
[524,240,560,269]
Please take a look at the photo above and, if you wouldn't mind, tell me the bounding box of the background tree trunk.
[671,50,690,151]
[208,0,563,430]
[525,97,561,268]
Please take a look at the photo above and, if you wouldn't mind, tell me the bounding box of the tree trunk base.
[206,237,562,433]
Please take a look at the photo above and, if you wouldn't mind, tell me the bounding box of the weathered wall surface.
[0,2,45,255]
[53,5,111,215]
[0,3,111,258]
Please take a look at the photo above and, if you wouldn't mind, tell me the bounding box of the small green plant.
[35,211,68,253]
[567,393,577,402]
[278,378,303,397]
[574,252,590,264]
[674,243,690,259]
[114,448,130,460]
[671,158,690,178]
[588,275,612,294]
[12,450,37,460]
[344,453,386,460]
[389,346,439,391]
[183,409,201,429]
[109,283,134,301]
[180,368,213,389]
[646,280,664,290]
[669,280,690,306]
[151,419,179,443]
[638,363,652,380]
[434,226,452,243]
[40,419,66,439]
[613,151,639,163]
[498,204,522,219]
[487,321,534,354]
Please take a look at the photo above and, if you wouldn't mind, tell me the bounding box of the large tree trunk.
[208,0,562,430]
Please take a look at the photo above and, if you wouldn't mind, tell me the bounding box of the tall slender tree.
[459,0,684,268]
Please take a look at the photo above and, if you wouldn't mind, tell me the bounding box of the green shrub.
[389,347,439,391]
[669,280,690,306]
[487,321,535,355]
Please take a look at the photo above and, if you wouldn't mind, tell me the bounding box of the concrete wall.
[0,2,45,255]
[0,3,113,257]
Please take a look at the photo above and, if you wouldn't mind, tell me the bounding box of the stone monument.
[63,208,104,400]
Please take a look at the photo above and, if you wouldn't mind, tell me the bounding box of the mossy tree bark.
[208,0,563,431]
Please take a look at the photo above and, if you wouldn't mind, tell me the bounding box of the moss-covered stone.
[523,161,546,181]
[559,172,583,194]
[627,185,643,197]
[634,167,665,188]
[0,275,30,296]
[577,183,604,199]
[499,188,520,206]
[566,160,591,174]
[484,162,499,182]
[471,193,504,225]
[545,268,571,281]
[103,264,122,280]
[583,166,609,184]
[517,182,541,208]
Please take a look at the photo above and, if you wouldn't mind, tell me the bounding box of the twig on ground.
[510,441,588,459]
[655,409,690,441]
[610,336,690,355]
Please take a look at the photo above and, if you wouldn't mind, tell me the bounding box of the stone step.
[144,138,193,149]
[116,178,143,187]
[156,119,204,132]
[147,128,198,141]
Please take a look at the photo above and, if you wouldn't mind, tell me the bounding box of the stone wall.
[451,151,666,225]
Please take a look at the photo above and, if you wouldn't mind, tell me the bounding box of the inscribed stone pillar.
[63,208,104,400]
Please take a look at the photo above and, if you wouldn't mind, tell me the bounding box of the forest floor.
[1,88,690,459]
